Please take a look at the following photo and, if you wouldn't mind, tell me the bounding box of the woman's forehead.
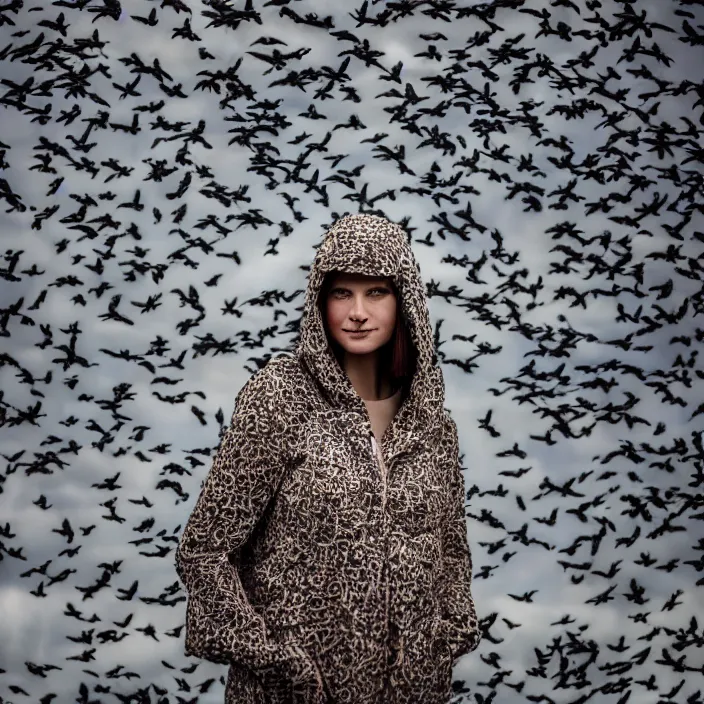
[329,272,392,285]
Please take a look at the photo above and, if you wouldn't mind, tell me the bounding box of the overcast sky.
[1,0,703,702]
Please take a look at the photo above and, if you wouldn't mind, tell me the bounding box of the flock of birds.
[1,0,703,702]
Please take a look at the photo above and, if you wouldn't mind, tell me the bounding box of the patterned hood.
[291,213,447,446]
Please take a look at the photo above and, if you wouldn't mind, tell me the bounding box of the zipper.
[370,434,388,511]
[370,431,392,703]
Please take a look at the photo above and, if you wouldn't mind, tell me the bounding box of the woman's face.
[324,273,397,356]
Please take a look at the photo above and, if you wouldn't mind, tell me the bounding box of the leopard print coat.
[175,214,481,703]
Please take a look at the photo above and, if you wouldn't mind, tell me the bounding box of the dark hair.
[317,271,417,398]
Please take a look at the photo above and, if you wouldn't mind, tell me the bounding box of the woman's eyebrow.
[330,283,390,290]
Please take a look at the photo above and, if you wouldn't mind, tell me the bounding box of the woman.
[175,213,481,704]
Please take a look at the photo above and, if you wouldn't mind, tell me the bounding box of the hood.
[289,213,447,454]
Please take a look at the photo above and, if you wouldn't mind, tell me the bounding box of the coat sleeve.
[438,415,481,662]
[174,361,309,679]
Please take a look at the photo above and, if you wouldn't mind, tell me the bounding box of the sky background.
[1,0,703,702]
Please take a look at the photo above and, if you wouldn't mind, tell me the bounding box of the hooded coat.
[175,214,481,704]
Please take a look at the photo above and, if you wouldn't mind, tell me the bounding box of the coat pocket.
[432,620,454,703]
[257,623,329,704]
[392,614,453,703]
